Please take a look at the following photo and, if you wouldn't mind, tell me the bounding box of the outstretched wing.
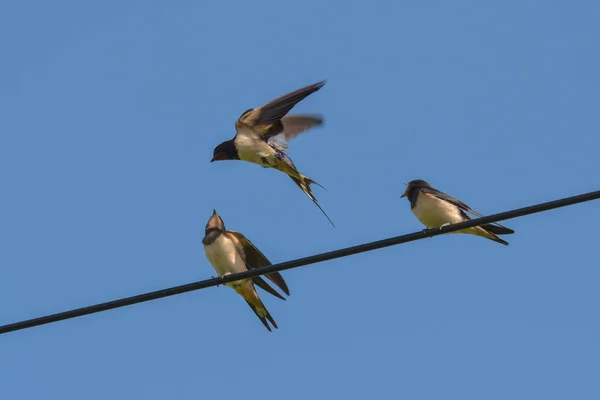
[236,81,325,137]
[267,115,324,151]
[226,231,290,297]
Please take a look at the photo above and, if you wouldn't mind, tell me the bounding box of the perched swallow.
[401,179,515,245]
[202,210,289,331]
[210,81,334,226]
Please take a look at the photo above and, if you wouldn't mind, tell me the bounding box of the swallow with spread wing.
[210,81,333,226]
[202,210,290,331]
[401,179,515,245]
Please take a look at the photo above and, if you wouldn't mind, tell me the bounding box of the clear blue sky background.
[1,1,599,399]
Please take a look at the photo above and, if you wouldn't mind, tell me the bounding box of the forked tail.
[486,233,509,246]
[480,224,515,235]
[289,175,335,227]
[471,226,510,246]
[237,280,278,331]
[479,223,514,245]
[244,299,278,332]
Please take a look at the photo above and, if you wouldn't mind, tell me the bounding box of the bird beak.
[401,187,409,198]
[210,156,216,163]
[206,210,225,230]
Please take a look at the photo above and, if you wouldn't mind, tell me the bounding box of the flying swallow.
[202,210,289,331]
[401,179,515,245]
[210,81,334,226]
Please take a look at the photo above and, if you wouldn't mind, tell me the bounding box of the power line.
[1,189,599,336]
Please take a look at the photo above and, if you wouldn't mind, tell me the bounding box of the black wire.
[1,189,599,336]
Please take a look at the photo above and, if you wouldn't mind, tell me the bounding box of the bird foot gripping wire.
[438,223,451,230]
[212,273,232,287]
[219,272,233,286]
[211,272,232,287]
[421,223,451,238]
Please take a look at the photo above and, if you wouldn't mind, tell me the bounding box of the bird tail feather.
[480,224,515,235]
[244,300,278,332]
[289,174,334,227]
[236,281,278,332]
[468,226,509,246]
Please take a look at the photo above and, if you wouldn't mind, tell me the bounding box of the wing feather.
[237,81,325,137]
[421,186,512,230]
[226,231,290,296]
[266,115,324,151]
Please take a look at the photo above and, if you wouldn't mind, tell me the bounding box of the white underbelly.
[204,235,248,278]
[235,134,276,166]
[412,193,464,228]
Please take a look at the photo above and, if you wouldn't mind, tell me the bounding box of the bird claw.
[221,272,233,283]
[439,223,451,230]
[213,272,232,287]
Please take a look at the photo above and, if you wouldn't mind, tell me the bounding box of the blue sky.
[1,1,599,398]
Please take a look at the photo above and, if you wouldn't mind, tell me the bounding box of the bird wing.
[420,186,480,216]
[266,115,324,151]
[235,81,325,138]
[226,231,290,297]
[420,186,512,230]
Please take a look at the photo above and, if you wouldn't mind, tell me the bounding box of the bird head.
[205,209,226,233]
[210,140,238,162]
[401,179,431,198]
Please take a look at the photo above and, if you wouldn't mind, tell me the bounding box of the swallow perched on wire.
[210,81,334,226]
[202,210,289,331]
[401,179,515,245]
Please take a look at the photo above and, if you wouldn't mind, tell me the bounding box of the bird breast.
[412,192,464,228]
[235,133,276,163]
[204,235,248,277]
